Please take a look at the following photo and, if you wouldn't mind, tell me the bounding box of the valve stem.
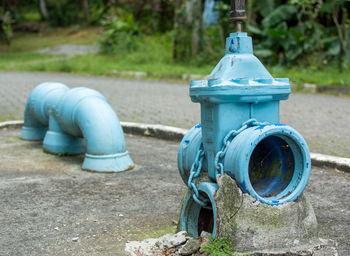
[230,0,247,32]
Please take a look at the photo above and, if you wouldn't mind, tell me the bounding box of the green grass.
[0,26,101,53]
[270,66,350,88]
[0,27,349,89]
[2,53,213,76]
[201,237,235,256]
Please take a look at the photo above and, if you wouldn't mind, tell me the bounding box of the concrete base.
[215,175,335,255]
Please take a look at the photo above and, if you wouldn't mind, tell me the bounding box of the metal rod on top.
[230,0,247,32]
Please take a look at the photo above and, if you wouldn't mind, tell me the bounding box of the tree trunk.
[173,0,203,60]
[39,0,49,20]
[152,0,161,31]
[247,0,253,25]
[82,0,90,23]
[173,0,182,60]
[191,0,203,55]
[332,4,345,71]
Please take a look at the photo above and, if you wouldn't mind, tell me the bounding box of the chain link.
[187,119,269,206]
[214,119,270,177]
[187,144,209,207]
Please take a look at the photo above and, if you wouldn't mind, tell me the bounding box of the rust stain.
[214,189,220,236]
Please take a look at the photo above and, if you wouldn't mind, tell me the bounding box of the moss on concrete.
[134,223,177,241]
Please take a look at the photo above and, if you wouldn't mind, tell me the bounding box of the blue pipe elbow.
[20,82,69,140]
[178,123,204,184]
[54,87,133,172]
[21,83,134,173]
[179,182,218,237]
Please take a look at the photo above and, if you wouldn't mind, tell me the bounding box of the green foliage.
[100,8,141,54]
[115,0,175,33]
[202,237,233,256]
[46,0,81,27]
[256,0,275,17]
[0,11,13,44]
[2,28,350,88]
[1,0,349,72]
[246,0,350,67]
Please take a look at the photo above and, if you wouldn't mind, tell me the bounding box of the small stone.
[200,231,211,238]
[199,231,211,249]
[119,214,124,217]
[179,238,201,256]
[72,237,79,242]
[125,232,189,256]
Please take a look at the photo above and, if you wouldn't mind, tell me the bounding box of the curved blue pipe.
[21,83,134,173]
[20,82,69,140]
[179,182,218,237]
[178,123,204,184]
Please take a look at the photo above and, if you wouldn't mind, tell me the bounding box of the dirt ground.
[0,128,349,256]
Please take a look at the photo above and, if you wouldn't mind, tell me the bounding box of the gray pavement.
[0,71,349,158]
[0,128,349,256]
[0,128,181,256]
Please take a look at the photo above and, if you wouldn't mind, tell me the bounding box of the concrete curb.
[0,120,24,128]
[2,120,350,173]
[111,70,206,81]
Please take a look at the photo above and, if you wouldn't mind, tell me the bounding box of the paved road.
[1,71,349,157]
[1,128,349,255]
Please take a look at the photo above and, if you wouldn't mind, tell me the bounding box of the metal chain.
[187,144,208,207]
[187,119,269,206]
[214,118,270,177]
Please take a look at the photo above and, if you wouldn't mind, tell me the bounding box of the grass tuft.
[202,237,234,256]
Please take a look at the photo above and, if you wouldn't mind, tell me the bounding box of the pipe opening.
[197,193,214,235]
[249,135,295,198]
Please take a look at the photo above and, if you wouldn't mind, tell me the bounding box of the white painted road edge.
[1,120,350,173]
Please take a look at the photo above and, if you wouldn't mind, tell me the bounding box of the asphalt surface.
[0,128,182,256]
[0,128,349,256]
[0,71,349,158]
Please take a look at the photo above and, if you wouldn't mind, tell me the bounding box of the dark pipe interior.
[197,195,214,235]
[249,135,295,198]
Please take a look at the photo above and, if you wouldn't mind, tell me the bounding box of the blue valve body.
[178,32,311,237]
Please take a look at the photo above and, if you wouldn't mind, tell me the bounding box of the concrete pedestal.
[179,175,337,255]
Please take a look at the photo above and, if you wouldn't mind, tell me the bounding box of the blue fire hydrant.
[178,32,311,237]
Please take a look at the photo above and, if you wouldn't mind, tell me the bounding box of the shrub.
[100,9,141,54]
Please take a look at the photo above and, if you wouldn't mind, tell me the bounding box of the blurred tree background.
[0,0,349,76]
